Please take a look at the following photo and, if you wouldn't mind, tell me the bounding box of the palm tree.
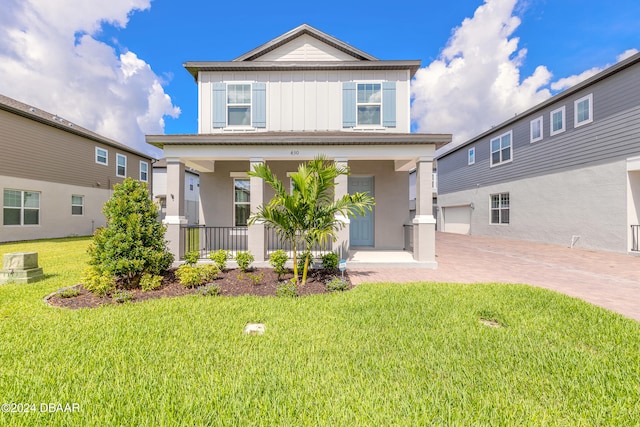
[248,155,374,286]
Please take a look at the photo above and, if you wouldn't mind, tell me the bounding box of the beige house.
[146,25,450,266]
[0,94,154,242]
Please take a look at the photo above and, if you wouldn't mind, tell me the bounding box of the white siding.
[256,34,356,62]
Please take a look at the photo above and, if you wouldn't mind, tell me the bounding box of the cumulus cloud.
[411,0,553,145]
[0,0,179,157]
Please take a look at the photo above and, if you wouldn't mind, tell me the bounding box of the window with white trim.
[468,147,476,165]
[234,178,250,226]
[227,84,251,126]
[490,193,510,225]
[490,131,512,166]
[96,147,108,165]
[139,161,148,182]
[116,154,127,177]
[530,116,543,143]
[357,83,382,126]
[550,106,565,136]
[3,189,40,226]
[72,195,84,216]
[574,93,593,127]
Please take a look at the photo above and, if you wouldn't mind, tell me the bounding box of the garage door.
[443,206,471,234]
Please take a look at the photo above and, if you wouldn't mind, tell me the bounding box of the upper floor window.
[213,82,266,129]
[357,83,381,126]
[116,154,127,177]
[574,94,593,127]
[96,147,108,165]
[550,106,565,136]
[490,131,512,167]
[227,84,252,126]
[3,189,40,226]
[140,161,148,182]
[530,116,543,143]
[468,147,476,165]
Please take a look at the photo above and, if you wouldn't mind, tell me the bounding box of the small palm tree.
[249,155,374,286]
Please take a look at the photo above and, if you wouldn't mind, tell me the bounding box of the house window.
[72,195,84,216]
[490,193,510,225]
[96,147,108,165]
[116,154,127,177]
[234,178,250,226]
[530,116,543,143]
[140,161,148,182]
[357,83,382,126]
[574,93,593,127]
[227,84,251,126]
[550,106,565,136]
[490,131,512,166]
[468,147,476,165]
[3,189,40,226]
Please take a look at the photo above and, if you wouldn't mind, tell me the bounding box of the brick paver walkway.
[349,232,640,322]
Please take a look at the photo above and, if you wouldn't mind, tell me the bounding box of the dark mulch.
[47,268,352,309]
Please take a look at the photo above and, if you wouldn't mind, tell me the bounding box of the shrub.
[184,250,200,266]
[247,272,264,286]
[87,178,174,288]
[112,289,134,304]
[140,273,163,292]
[58,288,80,298]
[269,250,288,279]
[199,283,221,297]
[176,264,220,288]
[82,266,115,297]
[297,251,312,274]
[326,277,349,292]
[276,280,298,298]
[235,251,254,272]
[209,250,232,271]
[321,252,339,270]
[200,264,220,282]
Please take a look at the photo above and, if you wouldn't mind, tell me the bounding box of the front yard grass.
[1,237,639,426]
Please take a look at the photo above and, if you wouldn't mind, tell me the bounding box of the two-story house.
[146,24,451,265]
[436,52,640,254]
[1,94,154,242]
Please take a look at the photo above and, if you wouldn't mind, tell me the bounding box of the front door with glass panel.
[348,176,374,246]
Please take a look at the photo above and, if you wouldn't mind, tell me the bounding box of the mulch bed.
[46,268,352,309]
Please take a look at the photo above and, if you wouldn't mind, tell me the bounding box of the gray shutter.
[382,82,396,127]
[212,82,226,128]
[252,82,266,128]
[342,82,356,128]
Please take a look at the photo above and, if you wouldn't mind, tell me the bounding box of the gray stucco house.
[146,24,451,265]
[436,52,640,254]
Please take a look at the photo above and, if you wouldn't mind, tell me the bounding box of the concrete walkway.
[348,232,640,322]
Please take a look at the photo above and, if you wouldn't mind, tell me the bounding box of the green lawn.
[1,237,639,426]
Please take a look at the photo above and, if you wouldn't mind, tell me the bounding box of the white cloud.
[0,0,179,157]
[412,0,553,145]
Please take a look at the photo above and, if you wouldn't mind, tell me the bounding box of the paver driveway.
[349,232,640,322]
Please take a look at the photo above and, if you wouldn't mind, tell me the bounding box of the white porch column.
[164,158,187,261]
[412,157,437,264]
[334,158,350,259]
[248,158,265,261]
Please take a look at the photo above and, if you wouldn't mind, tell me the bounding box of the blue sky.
[1,0,639,156]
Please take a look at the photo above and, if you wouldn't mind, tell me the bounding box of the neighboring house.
[153,158,200,225]
[436,52,640,254]
[146,24,451,265]
[0,94,154,242]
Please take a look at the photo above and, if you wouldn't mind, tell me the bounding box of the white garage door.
[443,206,471,234]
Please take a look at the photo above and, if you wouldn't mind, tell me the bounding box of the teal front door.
[348,176,374,246]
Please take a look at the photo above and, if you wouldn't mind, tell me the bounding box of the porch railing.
[403,224,414,252]
[632,225,640,252]
[265,227,332,259]
[183,226,248,259]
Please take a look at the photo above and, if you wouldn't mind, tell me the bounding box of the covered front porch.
[146,132,450,268]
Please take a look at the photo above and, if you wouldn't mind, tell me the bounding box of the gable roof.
[0,93,153,160]
[183,24,421,81]
[436,51,640,159]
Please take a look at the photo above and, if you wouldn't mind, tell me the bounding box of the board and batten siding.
[0,109,150,189]
[197,70,411,134]
[254,34,357,62]
[438,62,640,195]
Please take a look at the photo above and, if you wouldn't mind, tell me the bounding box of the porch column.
[334,158,350,259]
[164,158,187,261]
[412,157,437,264]
[248,158,265,262]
